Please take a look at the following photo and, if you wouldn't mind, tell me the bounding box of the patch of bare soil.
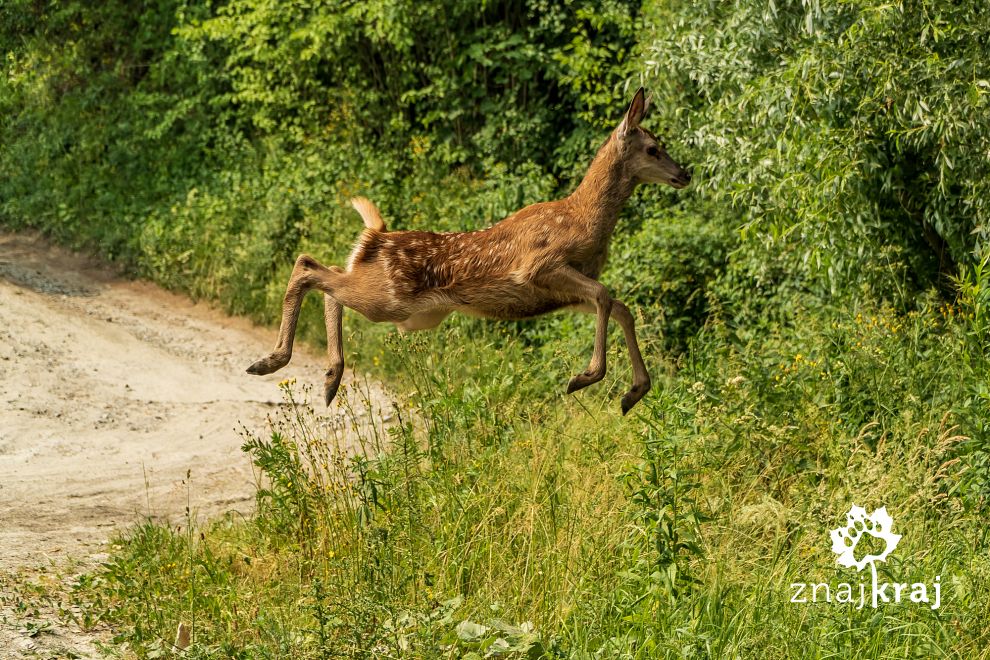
[0,231,391,658]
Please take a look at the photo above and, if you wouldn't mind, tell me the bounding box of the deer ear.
[618,87,647,137]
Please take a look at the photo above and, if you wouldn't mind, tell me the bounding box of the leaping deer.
[247,88,691,414]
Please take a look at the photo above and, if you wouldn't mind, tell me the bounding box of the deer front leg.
[609,300,651,414]
[537,268,613,394]
[323,293,345,406]
[564,298,651,413]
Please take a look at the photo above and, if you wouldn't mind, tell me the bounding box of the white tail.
[350,196,386,232]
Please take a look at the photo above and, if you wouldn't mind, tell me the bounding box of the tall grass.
[72,292,990,658]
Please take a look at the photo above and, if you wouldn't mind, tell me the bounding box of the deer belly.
[396,309,452,331]
[456,286,573,320]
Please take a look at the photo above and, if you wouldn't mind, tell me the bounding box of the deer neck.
[568,136,637,240]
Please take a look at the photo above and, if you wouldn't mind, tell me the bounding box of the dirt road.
[0,231,390,656]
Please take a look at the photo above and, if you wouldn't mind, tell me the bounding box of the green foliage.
[5,0,990,657]
[607,201,737,353]
[643,0,990,299]
[619,397,708,602]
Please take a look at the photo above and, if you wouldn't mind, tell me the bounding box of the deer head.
[615,88,691,189]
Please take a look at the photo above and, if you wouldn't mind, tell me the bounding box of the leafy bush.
[643,0,990,301]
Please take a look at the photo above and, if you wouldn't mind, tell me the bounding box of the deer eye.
[646,146,660,158]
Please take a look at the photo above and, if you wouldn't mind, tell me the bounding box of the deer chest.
[571,244,610,281]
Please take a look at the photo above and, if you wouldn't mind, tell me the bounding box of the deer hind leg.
[323,293,345,405]
[246,254,345,377]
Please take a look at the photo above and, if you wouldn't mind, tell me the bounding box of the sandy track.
[0,231,390,656]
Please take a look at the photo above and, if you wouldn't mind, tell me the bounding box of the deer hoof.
[246,353,289,375]
[324,365,344,406]
[566,370,603,394]
[620,383,651,415]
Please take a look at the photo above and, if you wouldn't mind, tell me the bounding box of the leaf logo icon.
[829,505,901,571]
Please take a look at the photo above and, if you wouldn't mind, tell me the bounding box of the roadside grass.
[68,295,990,658]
